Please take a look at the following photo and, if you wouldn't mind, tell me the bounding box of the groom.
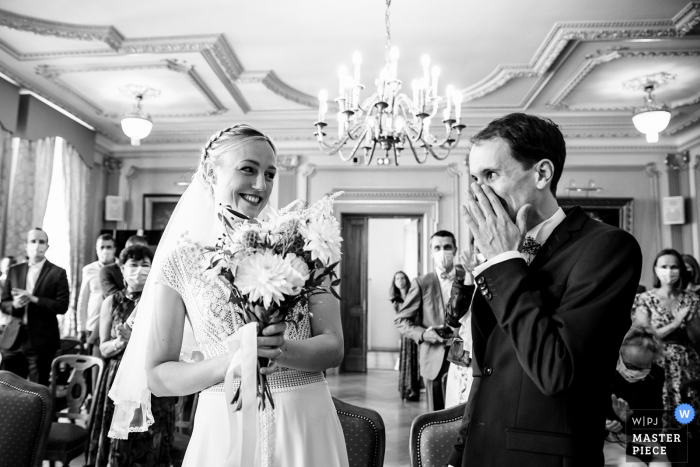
[447,113,642,467]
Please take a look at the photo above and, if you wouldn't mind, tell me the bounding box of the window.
[42,137,71,277]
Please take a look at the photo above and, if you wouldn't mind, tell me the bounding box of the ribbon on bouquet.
[223,322,259,467]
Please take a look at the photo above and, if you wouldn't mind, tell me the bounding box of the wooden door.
[340,215,368,372]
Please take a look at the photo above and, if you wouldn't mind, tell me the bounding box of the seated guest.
[604,326,665,465]
[99,235,148,298]
[0,228,69,385]
[391,270,420,401]
[87,244,175,467]
[683,254,700,294]
[633,248,700,462]
[77,234,116,348]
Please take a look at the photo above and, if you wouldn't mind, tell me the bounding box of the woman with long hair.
[633,248,700,448]
[391,271,420,401]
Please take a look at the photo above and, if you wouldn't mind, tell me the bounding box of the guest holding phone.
[395,230,458,411]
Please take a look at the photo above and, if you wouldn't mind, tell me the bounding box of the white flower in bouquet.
[234,250,305,308]
[284,253,310,285]
[300,215,342,264]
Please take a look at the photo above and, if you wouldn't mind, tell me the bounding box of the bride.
[108,124,349,466]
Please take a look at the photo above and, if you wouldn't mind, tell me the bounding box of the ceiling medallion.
[624,73,674,144]
[120,85,160,146]
[313,0,464,165]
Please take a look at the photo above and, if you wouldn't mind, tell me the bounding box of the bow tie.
[521,236,542,256]
[439,271,455,280]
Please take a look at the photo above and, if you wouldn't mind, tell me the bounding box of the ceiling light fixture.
[632,83,671,143]
[314,0,465,165]
[120,85,159,146]
[624,73,674,144]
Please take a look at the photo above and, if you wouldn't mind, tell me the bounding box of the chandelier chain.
[385,0,391,65]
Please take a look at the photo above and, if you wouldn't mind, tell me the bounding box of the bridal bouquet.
[204,193,343,410]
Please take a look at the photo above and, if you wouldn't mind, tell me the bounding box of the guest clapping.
[87,245,175,467]
[633,248,700,435]
[391,271,420,401]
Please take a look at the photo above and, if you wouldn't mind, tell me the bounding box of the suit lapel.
[32,261,52,293]
[528,206,588,271]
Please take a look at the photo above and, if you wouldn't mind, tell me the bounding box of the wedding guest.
[633,249,700,439]
[391,271,420,401]
[78,234,116,348]
[444,249,477,408]
[448,113,642,467]
[99,235,148,298]
[87,244,175,467]
[0,228,70,385]
[604,326,665,465]
[683,254,700,294]
[395,230,457,411]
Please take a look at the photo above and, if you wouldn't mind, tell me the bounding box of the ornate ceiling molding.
[460,2,700,104]
[668,108,700,135]
[0,8,123,49]
[35,59,227,117]
[0,9,315,113]
[547,49,700,110]
[238,70,316,108]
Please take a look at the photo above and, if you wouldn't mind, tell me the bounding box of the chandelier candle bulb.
[352,52,362,83]
[318,90,328,122]
[445,85,454,120]
[431,66,440,97]
[453,91,462,123]
[338,65,348,95]
[421,55,430,83]
[390,47,400,80]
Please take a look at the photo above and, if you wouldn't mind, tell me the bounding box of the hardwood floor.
[327,369,428,467]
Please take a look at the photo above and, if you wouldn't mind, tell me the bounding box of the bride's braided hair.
[196,124,277,187]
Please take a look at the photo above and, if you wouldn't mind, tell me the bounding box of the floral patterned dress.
[394,297,420,399]
[86,290,177,467]
[634,290,700,432]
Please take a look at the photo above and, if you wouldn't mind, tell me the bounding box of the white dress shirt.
[24,258,46,324]
[473,207,566,276]
[435,266,454,311]
[26,259,46,295]
[77,261,107,333]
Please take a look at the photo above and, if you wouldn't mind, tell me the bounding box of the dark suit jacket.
[99,262,123,298]
[1,261,70,351]
[394,272,448,380]
[447,206,642,467]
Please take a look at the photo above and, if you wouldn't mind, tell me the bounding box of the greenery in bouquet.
[203,193,343,410]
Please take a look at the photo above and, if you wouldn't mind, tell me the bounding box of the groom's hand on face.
[462,183,530,260]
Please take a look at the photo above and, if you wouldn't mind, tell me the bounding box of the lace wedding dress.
[161,239,349,467]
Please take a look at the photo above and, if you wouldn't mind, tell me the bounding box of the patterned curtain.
[0,125,13,257]
[60,139,90,336]
[3,137,55,259]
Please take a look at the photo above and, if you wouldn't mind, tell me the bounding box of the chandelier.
[314,0,465,165]
[631,83,671,144]
[120,85,159,146]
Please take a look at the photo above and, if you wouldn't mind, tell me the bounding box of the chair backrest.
[50,355,104,422]
[0,370,54,467]
[410,402,467,467]
[174,393,200,436]
[57,338,85,357]
[332,397,385,467]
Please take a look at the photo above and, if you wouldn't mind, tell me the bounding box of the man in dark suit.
[99,234,148,298]
[395,230,457,411]
[447,113,642,467]
[1,228,70,385]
